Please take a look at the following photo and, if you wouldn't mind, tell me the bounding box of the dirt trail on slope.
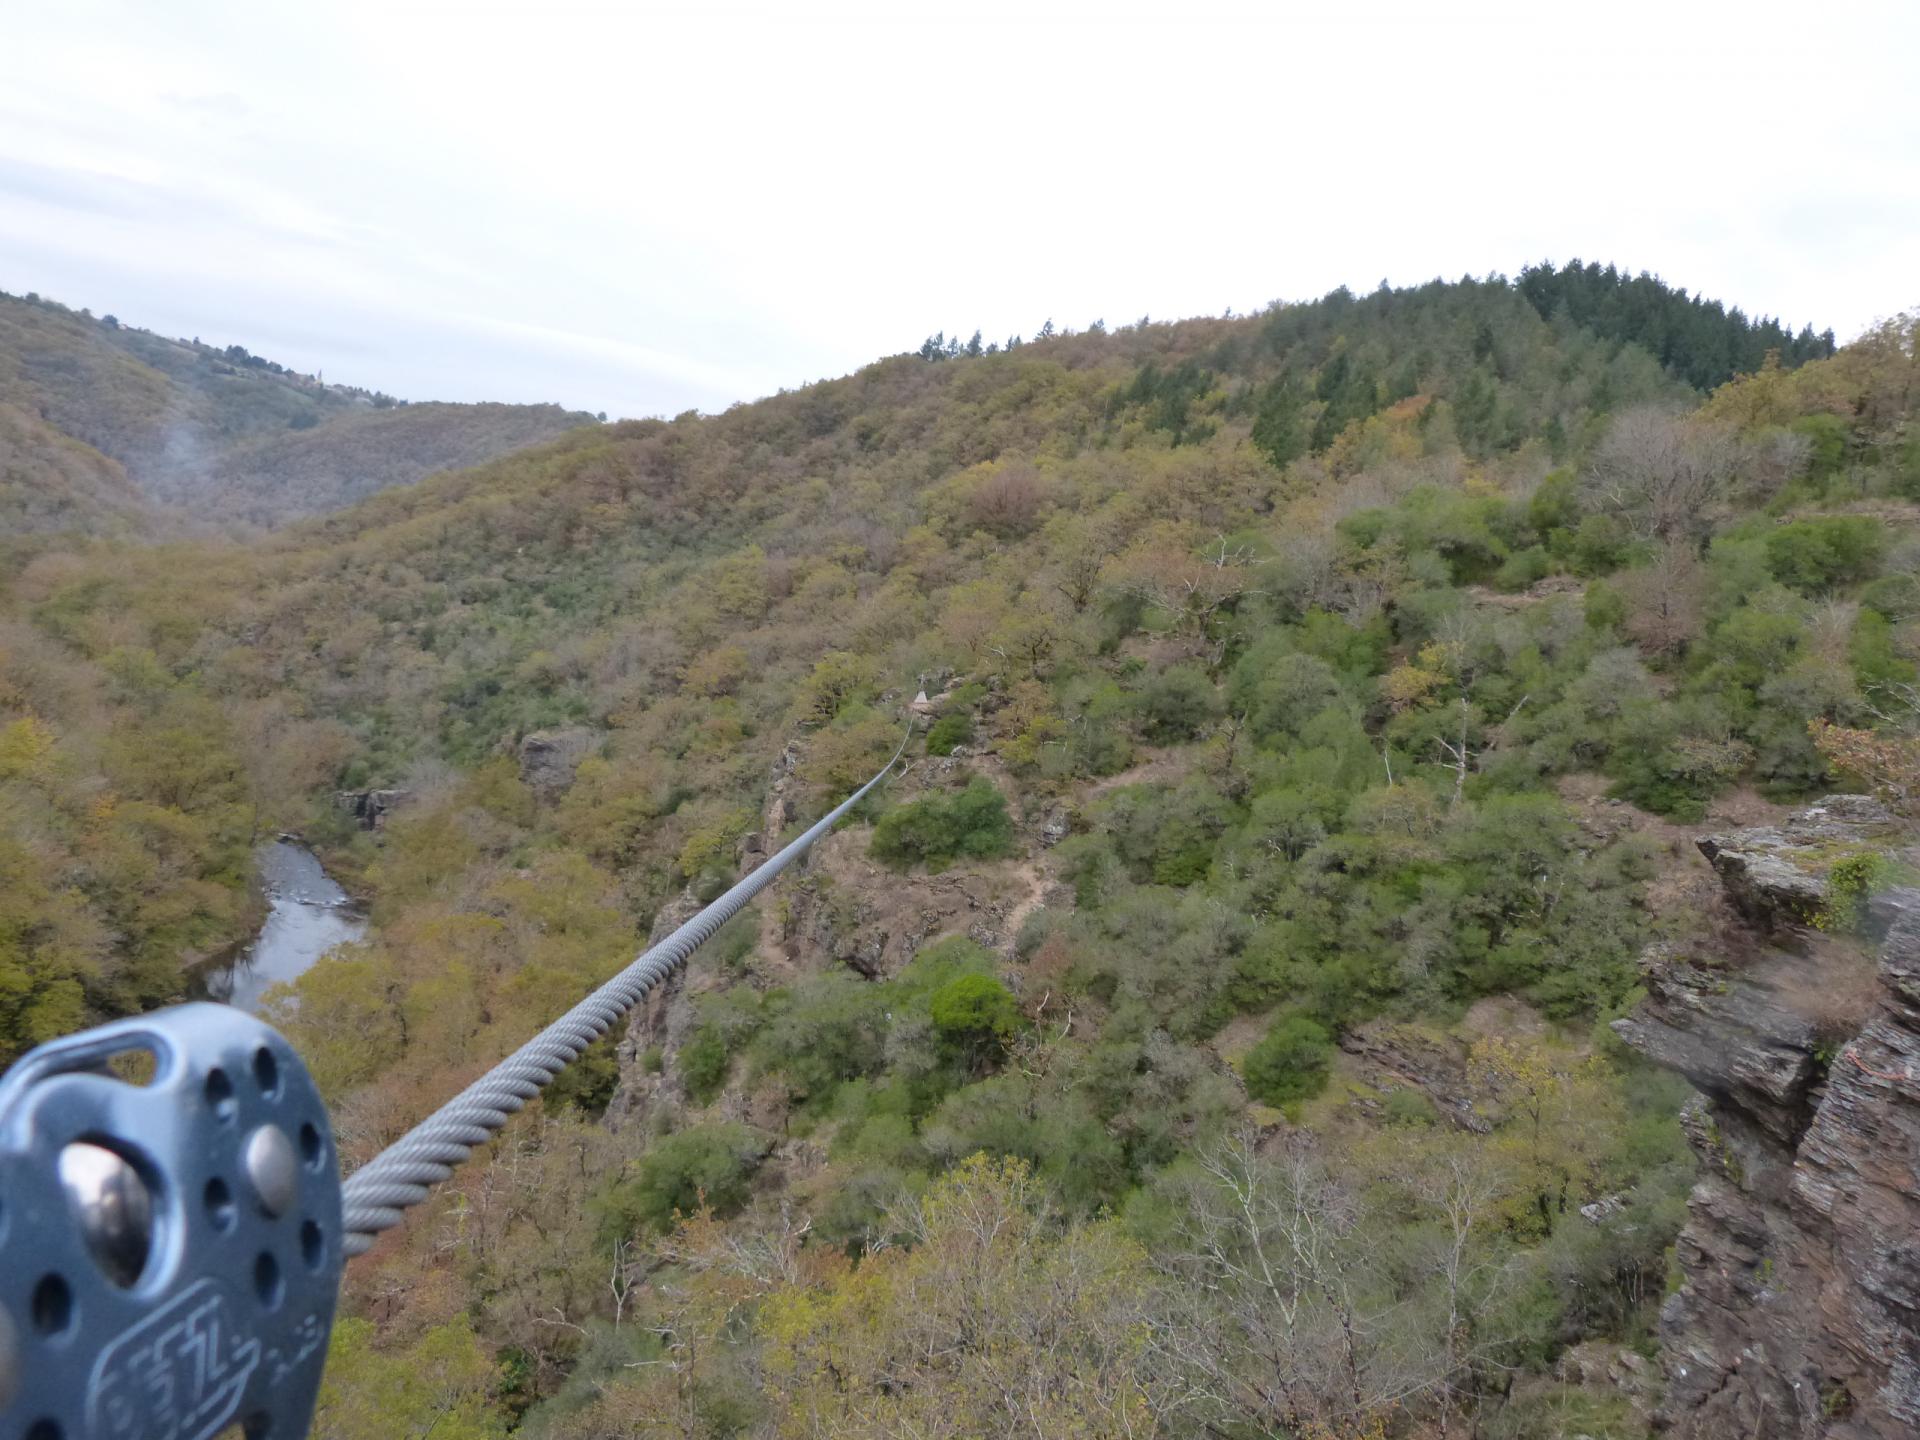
[1083,747,1188,797]
[997,858,1055,957]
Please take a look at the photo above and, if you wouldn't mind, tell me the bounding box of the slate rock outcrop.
[1695,794,1901,932]
[1615,795,1920,1439]
[334,787,412,830]
[516,727,597,799]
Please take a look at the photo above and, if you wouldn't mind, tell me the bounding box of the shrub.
[1494,545,1551,592]
[1898,429,1920,500]
[1134,664,1220,742]
[1528,470,1579,535]
[926,710,973,756]
[1066,884,1250,1039]
[1381,1088,1439,1127]
[794,651,877,726]
[1860,573,1920,623]
[1569,513,1630,576]
[1584,582,1627,633]
[929,973,1023,1066]
[751,974,890,1099]
[680,985,769,1104]
[605,1123,768,1234]
[1764,516,1886,593]
[680,1026,732,1104]
[1817,851,1899,934]
[1604,713,1751,821]
[546,1033,621,1115]
[1790,412,1850,483]
[1232,643,1342,743]
[871,778,1015,870]
[708,907,761,974]
[1096,778,1233,888]
[1242,1014,1334,1106]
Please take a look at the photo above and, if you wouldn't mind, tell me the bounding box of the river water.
[193,841,366,1012]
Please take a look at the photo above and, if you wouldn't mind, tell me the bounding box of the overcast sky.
[2,0,1914,420]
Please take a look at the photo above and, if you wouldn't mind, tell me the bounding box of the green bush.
[925,710,973,756]
[1860,572,1920,622]
[1134,664,1220,742]
[1381,1088,1439,1127]
[921,1076,1131,1213]
[602,1123,767,1235]
[680,1026,732,1104]
[1094,778,1233,889]
[546,1033,621,1115]
[680,985,770,1104]
[1603,698,1749,821]
[1764,516,1886,592]
[1061,679,1136,776]
[1242,1014,1334,1106]
[1790,412,1850,483]
[928,973,1023,1065]
[750,974,889,1099]
[1584,581,1627,633]
[1494,545,1551,592]
[1817,851,1899,933]
[1850,607,1917,688]
[1898,429,1920,499]
[1065,884,1252,1039]
[1569,513,1630,576]
[708,907,760,974]
[1481,1387,1646,1440]
[870,777,1015,870]
[1231,642,1342,743]
[1528,470,1579,535]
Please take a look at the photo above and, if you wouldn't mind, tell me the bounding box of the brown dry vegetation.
[4,277,1916,1438]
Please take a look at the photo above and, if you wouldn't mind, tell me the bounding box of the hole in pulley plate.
[58,1142,155,1290]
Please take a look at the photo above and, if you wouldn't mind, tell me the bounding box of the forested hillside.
[0,398,151,539]
[0,289,595,527]
[1,268,1915,1438]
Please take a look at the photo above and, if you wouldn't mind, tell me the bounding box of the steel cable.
[340,723,912,1256]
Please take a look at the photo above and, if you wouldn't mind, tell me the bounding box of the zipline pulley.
[0,1005,343,1440]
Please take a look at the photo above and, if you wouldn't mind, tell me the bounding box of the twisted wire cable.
[340,723,912,1256]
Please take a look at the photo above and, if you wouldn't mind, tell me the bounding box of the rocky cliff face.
[603,885,703,1134]
[1614,797,1920,1438]
[602,739,1062,1140]
[1695,795,1906,934]
[768,753,1059,980]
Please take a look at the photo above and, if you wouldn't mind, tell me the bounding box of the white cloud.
[2,0,1914,418]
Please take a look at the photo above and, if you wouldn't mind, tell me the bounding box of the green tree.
[928,973,1023,1070]
[600,1123,770,1237]
[314,1317,505,1440]
[1251,374,1310,469]
[1242,1013,1334,1106]
[870,778,1015,870]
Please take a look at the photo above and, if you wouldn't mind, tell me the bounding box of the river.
[193,841,366,1012]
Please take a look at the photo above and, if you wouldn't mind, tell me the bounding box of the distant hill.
[181,399,596,526]
[11,263,1920,1438]
[0,290,596,530]
[0,399,150,539]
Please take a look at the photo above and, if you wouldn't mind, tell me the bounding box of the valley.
[2,266,1916,1438]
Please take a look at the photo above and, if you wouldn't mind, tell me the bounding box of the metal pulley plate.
[0,1004,343,1440]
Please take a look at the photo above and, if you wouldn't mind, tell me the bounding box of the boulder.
[1579,1193,1628,1224]
[334,787,412,830]
[517,727,597,799]
[1696,794,1900,931]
